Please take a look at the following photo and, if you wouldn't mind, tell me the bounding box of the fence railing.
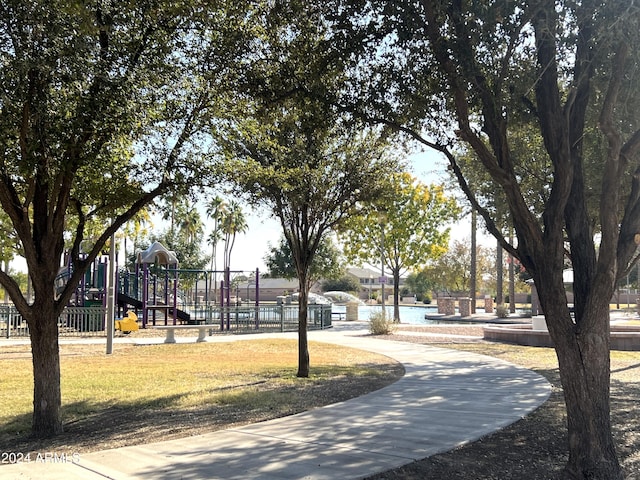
[209,304,332,333]
[0,304,332,338]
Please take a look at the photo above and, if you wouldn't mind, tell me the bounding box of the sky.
[8,147,492,275]
[214,148,493,275]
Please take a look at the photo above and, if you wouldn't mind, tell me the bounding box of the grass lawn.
[0,338,404,453]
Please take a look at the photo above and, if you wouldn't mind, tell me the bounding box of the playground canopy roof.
[136,241,179,266]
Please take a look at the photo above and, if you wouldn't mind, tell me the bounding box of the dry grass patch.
[0,338,403,454]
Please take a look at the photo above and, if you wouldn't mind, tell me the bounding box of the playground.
[2,241,331,339]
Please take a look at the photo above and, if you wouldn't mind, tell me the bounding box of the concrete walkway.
[1,323,551,480]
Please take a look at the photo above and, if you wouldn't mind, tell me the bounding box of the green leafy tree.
[264,235,343,286]
[153,227,209,294]
[404,270,433,303]
[218,1,401,378]
[154,229,208,273]
[326,1,640,476]
[340,173,459,322]
[222,117,398,377]
[321,275,360,294]
[0,1,255,437]
[424,240,494,297]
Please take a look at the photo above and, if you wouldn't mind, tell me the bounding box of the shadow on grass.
[0,393,209,455]
[611,362,640,374]
[611,377,640,475]
[0,362,404,456]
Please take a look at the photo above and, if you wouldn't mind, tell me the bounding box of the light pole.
[380,220,386,318]
[106,230,116,355]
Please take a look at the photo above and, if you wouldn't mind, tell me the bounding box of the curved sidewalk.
[2,324,551,480]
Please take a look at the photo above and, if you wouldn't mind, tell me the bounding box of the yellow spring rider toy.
[115,310,139,334]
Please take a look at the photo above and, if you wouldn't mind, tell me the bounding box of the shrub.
[322,276,361,293]
[369,311,396,335]
[495,304,510,318]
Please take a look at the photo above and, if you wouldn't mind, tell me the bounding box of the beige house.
[238,277,323,303]
[237,268,403,303]
[345,267,401,301]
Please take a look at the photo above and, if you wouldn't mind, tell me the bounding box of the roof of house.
[347,267,381,279]
[238,278,299,289]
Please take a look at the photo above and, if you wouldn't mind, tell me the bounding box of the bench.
[151,325,211,344]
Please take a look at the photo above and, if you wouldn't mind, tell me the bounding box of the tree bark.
[535,271,622,480]
[296,268,310,378]
[400,2,630,477]
[392,268,401,322]
[27,301,63,437]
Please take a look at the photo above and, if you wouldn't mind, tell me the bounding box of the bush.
[322,276,361,293]
[495,304,510,318]
[368,311,396,335]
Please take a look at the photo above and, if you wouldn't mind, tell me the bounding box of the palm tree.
[122,208,153,268]
[179,207,203,245]
[221,200,248,272]
[205,196,227,273]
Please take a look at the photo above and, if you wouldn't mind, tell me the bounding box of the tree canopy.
[321,1,640,477]
[340,172,459,321]
[264,235,343,285]
[215,0,404,377]
[0,0,258,437]
[423,239,496,297]
[221,101,400,376]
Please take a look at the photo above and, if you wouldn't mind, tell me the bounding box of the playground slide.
[117,292,143,309]
[170,307,191,323]
[117,292,192,323]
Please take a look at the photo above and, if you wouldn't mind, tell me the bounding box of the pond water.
[332,304,440,325]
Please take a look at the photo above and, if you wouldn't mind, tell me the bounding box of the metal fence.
[1,303,332,338]
[210,304,332,333]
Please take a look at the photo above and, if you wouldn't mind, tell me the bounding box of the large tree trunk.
[27,300,63,437]
[536,275,622,480]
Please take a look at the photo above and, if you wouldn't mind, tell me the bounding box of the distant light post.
[379,217,386,318]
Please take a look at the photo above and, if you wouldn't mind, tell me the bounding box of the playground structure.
[115,310,139,334]
[117,241,183,328]
[55,251,110,332]
[56,252,110,308]
[55,241,263,329]
[2,241,331,338]
[117,242,262,329]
